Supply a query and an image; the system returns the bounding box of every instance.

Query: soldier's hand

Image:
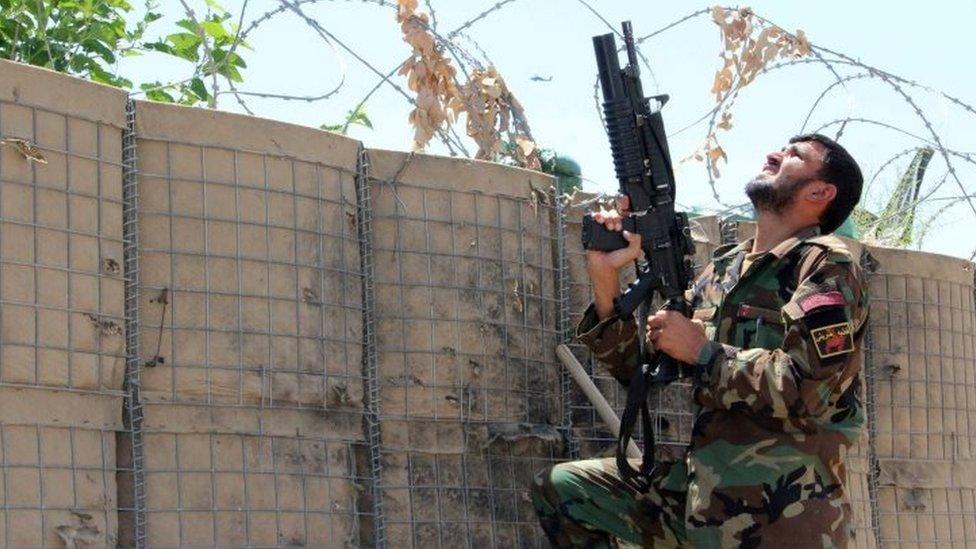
[586,195,641,319]
[646,310,709,364]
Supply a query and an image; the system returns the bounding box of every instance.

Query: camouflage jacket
[577,225,869,547]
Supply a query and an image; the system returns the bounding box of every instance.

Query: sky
[121,0,976,259]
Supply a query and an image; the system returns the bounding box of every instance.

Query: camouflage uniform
[532,226,869,547]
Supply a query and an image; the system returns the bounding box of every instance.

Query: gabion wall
[0,60,126,548]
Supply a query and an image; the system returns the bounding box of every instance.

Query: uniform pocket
[735,303,785,349]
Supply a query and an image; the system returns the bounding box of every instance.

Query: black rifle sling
[616,362,655,481]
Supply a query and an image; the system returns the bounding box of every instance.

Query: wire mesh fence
[0,61,128,548]
[124,100,373,546]
[369,150,562,547]
[0,80,126,394]
[864,247,976,546]
[0,421,120,547]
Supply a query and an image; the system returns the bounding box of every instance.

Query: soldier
[532,134,868,547]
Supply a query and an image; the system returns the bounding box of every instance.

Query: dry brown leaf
[697,6,813,177]
[397,0,458,151]
[395,0,539,169]
[717,110,733,130]
[1,137,48,164]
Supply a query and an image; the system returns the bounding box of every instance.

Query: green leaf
[321,105,375,134]
[165,32,201,61]
[200,20,229,40]
[203,0,227,14]
[82,37,116,63]
[141,81,176,103]
[146,88,176,102]
[348,105,373,129]
[88,63,119,86]
[188,77,209,101]
[143,40,173,55]
[175,19,198,34]
[209,49,245,81]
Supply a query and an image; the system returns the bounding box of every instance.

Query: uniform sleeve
[691,250,868,419]
[575,304,641,385]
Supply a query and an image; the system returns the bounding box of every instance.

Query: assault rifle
[581,22,697,480]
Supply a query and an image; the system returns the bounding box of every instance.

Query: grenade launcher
[581,21,697,480]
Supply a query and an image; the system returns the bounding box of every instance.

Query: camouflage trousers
[530,458,688,548]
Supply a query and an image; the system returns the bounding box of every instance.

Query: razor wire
[127,1,976,258]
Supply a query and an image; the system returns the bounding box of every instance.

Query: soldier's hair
[789,133,863,234]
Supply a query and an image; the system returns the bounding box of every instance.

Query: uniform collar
[710,224,821,291]
[765,225,821,259]
[713,224,821,262]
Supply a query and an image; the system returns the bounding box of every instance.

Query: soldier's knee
[534,463,577,510]
[530,465,553,501]
[533,463,579,503]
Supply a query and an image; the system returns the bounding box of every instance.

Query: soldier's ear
[804,181,837,206]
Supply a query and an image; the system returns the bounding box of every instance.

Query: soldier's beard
[745,175,812,216]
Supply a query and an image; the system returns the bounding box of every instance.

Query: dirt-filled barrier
[128,99,369,546]
[368,149,562,546]
[865,247,976,546]
[0,59,126,547]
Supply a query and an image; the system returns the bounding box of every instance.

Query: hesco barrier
[128,100,368,547]
[368,150,561,546]
[0,59,126,547]
[1,59,975,547]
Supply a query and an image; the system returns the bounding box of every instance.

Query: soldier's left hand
[646,310,709,364]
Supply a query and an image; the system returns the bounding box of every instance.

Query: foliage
[395,0,540,169]
[459,67,539,169]
[684,6,812,178]
[0,0,250,108]
[396,0,460,150]
[141,1,249,106]
[539,149,582,194]
[0,0,160,88]
[321,105,373,134]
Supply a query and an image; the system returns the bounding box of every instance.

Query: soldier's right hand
[586,195,642,271]
[586,195,642,319]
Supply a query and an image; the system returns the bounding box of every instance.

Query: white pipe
[555,344,642,459]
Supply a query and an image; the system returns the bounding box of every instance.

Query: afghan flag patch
[810,322,854,359]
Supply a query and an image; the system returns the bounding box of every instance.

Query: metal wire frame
[369,173,562,547]
[356,144,387,548]
[554,190,580,461]
[0,423,120,547]
[121,97,148,547]
[0,97,127,392]
[135,426,370,547]
[133,137,365,412]
[0,93,127,547]
[865,266,976,546]
[859,249,883,548]
[128,119,373,546]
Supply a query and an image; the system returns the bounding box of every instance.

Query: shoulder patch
[799,291,846,313]
[811,322,854,358]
